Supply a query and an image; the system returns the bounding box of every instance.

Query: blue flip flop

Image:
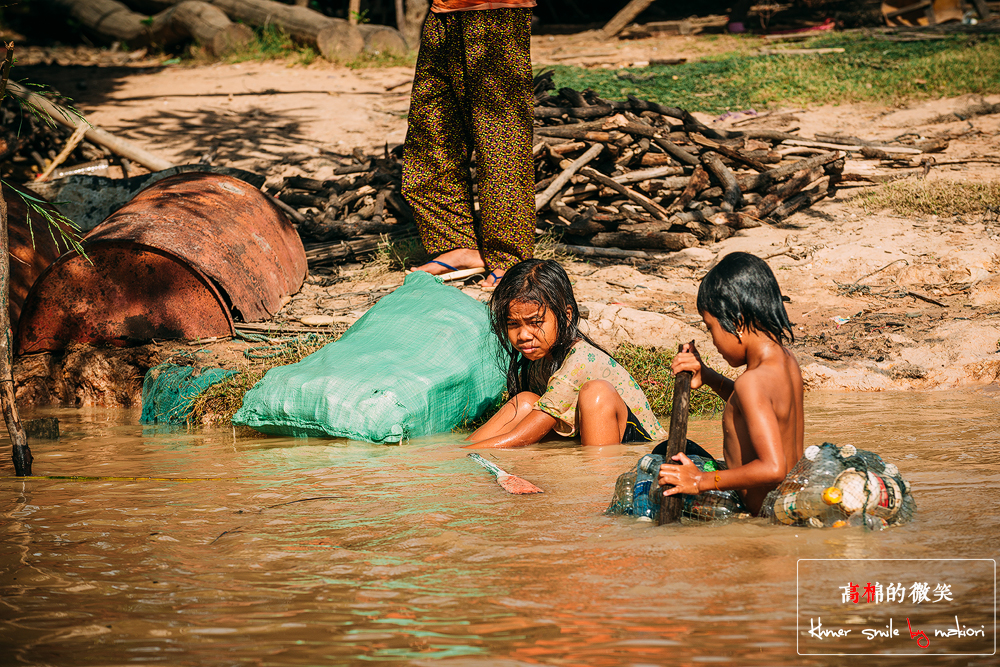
[481,270,504,292]
[408,258,460,275]
[428,259,458,272]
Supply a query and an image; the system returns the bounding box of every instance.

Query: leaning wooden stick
[657,367,693,525]
[467,453,543,495]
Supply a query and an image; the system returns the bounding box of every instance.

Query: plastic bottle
[792,485,845,521]
[687,492,741,522]
[632,454,664,521]
[794,444,846,519]
[835,469,903,520]
[868,472,903,520]
[772,493,800,525]
[605,470,635,516]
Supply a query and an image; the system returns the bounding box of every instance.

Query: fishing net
[233,271,505,443]
[141,362,237,424]
[761,442,915,530]
[606,442,914,530]
[606,452,750,523]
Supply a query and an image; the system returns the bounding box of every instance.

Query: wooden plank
[600,0,657,39]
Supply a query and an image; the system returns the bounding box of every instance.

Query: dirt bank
[11,37,1000,406]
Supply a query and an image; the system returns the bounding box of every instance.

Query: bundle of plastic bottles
[606,452,750,523]
[760,442,915,530]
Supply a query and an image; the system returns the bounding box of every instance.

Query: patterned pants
[401,8,535,273]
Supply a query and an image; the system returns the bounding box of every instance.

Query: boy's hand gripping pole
[657,368,693,525]
[467,453,543,495]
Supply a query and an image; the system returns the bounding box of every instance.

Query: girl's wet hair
[488,259,606,395]
[697,252,794,344]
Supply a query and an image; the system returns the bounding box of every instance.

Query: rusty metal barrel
[17,172,307,355]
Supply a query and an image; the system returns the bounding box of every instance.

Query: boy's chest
[720,399,752,467]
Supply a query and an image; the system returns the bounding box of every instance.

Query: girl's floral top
[531,340,664,439]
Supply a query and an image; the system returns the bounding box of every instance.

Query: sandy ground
[13,34,1000,403]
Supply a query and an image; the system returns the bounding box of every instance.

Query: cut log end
[317,23,365,62]
[211,23,255,56]
[357,24,409,56]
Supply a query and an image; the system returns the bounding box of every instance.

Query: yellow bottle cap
[822,486,843,505]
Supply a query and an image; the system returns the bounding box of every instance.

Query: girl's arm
[463,410,557,449]
[671,341,734,401]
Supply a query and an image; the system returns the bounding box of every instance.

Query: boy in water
[658,252,804,515]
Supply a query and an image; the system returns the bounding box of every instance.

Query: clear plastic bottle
[605,470,635,516]
[797,444,846,518]
[632,454,664,521]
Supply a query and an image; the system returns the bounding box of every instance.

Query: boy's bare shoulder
[733,351,802,396]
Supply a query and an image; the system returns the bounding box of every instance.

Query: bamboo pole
[0,43,31,476]
[7,81,174,172]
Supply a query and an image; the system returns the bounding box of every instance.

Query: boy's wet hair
[489,259,606,395]
[697,252,794,344]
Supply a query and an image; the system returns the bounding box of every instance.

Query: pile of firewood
[278,72,948,267]
[0,95,116,183]
[529,70,849,255]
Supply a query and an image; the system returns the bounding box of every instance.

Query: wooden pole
[7,81,174,172]
[0,43,31,476]
[535,143,603,212]
[657,369,692,525]
[600,0,656,39]
[35,124,88,182]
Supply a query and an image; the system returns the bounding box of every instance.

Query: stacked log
[529,72,847,253]
[277,74,948,267]
[272,149,419,268]
[46,0,409,61]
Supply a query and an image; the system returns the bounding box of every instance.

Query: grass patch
[856,179,1000,217]
[189,332,340,425]
[221,24,318,65]
[533,230,569,262]
[543,33,1000,115]
[365,235,428,273]
[614,342,726,421]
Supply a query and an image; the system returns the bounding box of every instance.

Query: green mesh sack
[140,363,237,424]
[233,271,505,442]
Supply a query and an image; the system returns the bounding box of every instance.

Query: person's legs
[402,12,483,273]
[464,8,535,285]
[466,391,541,441]
[576,380,629,446]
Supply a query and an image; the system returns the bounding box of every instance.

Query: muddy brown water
[1,390,998,665]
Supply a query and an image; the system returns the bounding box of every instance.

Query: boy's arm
[658,375,785,493]
[700,366,735,402]
[463,410,557,449]
[671,341,734,401]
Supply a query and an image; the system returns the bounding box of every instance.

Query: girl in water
[465,259,664,449]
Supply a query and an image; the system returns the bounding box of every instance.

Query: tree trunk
[0,194,31,476]
[396,0,428,51]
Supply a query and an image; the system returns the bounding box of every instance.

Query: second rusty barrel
[17,172,307,354]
